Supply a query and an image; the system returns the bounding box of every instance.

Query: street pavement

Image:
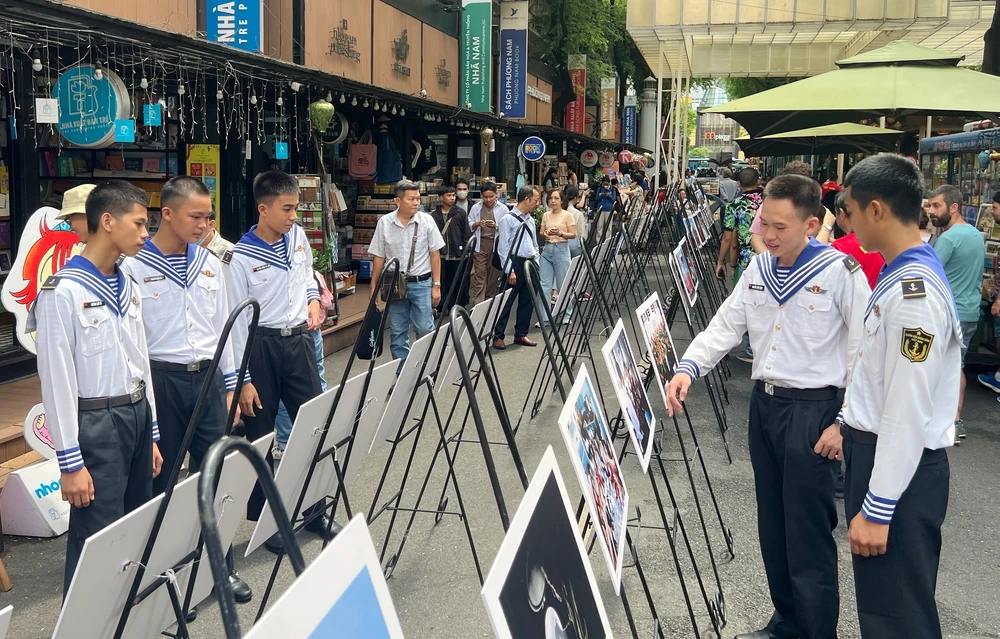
[1,314,999,639]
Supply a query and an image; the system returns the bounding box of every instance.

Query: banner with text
[499,1,529,119]
[206,0,263,53]
[565,55,586,134]
[623,95,637,145]
[461,0,492,112]
[600,77,617,141]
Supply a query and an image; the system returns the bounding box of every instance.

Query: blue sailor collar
[866,243,956,319]
[135,239,209,288]
[233,224,293,270]
[756,238,842,305]
[58,255,131,316]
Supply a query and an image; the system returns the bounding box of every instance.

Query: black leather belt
[150,359,213,373]
[259,323,308,337]
[405,272,432,283]
[79,383,146,412]
[841,424,878,445]
[754,380,840,401]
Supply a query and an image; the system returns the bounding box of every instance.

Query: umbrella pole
[654,42,664,191]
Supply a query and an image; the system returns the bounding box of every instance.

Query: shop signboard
[520,136,546,162]
[187,145,222,221]
[206,0,263,54]
[599,151,615,168]
[53,65,129,148]
[581,149,598,168]
[565,54,586,134]
[600,77,617,141]
[623,95,637,145]
[498,1,528,119]
[461,0,492,112]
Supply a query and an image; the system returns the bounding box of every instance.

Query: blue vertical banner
[499,1,529,119]
[623,95,637,145]
[206,0,263,53]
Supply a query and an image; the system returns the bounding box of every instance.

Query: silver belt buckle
[764,382,775,396]
[130,388,143,403]
[186,362,200,372]
[280,327,293,337]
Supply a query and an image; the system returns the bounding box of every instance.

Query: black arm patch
[842,255,861,273]
[221,250,233,265]
[901,277,926,298]
[41,275,61,290]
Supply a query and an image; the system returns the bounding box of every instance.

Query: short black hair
[454,177,470,189]
[438,185,456,196]
[253,170,299,204]
[611,178,619,186]
[736,167,760,188]
[993,191,1000,205]
[782,160,812,178]
[161,176,211,210]
[564,184,580,202]
[517,186,538,203]
[86,180,149,233]
[601,176,610,184]
[843,154,924,225]
[763,174,821,221]
[927,184,963,214]
[394,179,421,199]
[480,182,498,194]
[834,191,848,215]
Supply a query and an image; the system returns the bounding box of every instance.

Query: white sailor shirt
[840,243,961,525]
[27,255,160,473]
[120,241,238,391]
[676,238,870,390]
[223,224,318,383]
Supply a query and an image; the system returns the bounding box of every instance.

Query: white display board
[0,458,69,537]
[244,515,405,638]
[0,605,12,639]
[436,290,511,392]
[53,435,272,639]
[247,360,397,555]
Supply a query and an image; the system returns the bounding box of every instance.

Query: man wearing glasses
[492,186,541,349]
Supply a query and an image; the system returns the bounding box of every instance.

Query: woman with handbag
[538,190,576,326]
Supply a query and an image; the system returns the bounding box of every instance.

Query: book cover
[124,158,143,173]
[57,156,73,177]
[105,156,125,171]
[142,158,161,173]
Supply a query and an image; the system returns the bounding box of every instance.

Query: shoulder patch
[41,275,61,291]
[842,254,861,273]
[901,277,926,299]
[901,327,934,363]
[221,250,233,265]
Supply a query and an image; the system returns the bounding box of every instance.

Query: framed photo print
[600,319,655,472]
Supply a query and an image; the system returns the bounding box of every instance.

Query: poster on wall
[599,77,617,141]
[499,1,528,119]
[461,0,492,113]
[565,55,587,135]
[53,65,130,148]
[186,144,222,221]
[205,0,263,53]
[623,95,637,145]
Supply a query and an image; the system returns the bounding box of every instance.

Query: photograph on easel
[481,447,613,639]
[600,319,656,473]
[556,364,629,593]
[636,292,680,406]
[670,239,699,309]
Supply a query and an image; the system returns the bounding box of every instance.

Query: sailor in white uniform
[666,174,870,639]
[839,154,959,639]
[29,181,163,595]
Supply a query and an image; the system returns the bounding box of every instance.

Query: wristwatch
[822,224,834,233]
[433,281,441,287]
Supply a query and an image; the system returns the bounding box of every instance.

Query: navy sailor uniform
[121,240,236,494]
[223,224,322,519]
[28,255,158,594]
[839,243,960,639]
[676,238,871,639]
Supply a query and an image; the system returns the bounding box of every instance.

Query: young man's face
[165,193,214,244]
[259,194,299,236]
[108,203,150,257]
[67,214,89,243]
[481,190,497,208]
[991,201,1000,222]
[756,197,816,259]
[455,184,469,200]
[926,194,954,228]
[441,191,457,207]
[844,187,877,251]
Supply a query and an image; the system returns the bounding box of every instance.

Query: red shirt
[831,233,884,290]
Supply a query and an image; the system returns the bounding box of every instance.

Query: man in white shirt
[467,182,510,303]
[839,154,960,639]
[30,180,163,595]
[369,179,445,373]
[492,186,542,349]
[665,175,870,639]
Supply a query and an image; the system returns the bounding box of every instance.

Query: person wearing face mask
[454,177,473,214]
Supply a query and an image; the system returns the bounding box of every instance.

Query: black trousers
[243,331,323,520]
[844,433,949,639]
[65,398,153,596]
[440,257,469,314]
[493,256,534,341]
[748,387,841,639]
[150,367,227,495]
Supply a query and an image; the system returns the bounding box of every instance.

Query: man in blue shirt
[927,184,986,443]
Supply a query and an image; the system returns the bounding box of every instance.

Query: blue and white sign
[206,0,264,54]
[54,65,125,148]
[520,136,546,162]
[143,103,162,127]
[623,95,637,146]
[499,1,528,120]
[114,119,135,143]
[275,141,289,160]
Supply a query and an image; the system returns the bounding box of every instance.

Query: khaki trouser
[470,236,503,304]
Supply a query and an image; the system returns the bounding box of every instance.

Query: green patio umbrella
[735,122,904,157]
[705,41,1000,137]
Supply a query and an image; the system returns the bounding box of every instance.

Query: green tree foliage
[719,77,796,100]
[689,146,712,158]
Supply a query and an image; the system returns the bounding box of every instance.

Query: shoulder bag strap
[407,221,419,273]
